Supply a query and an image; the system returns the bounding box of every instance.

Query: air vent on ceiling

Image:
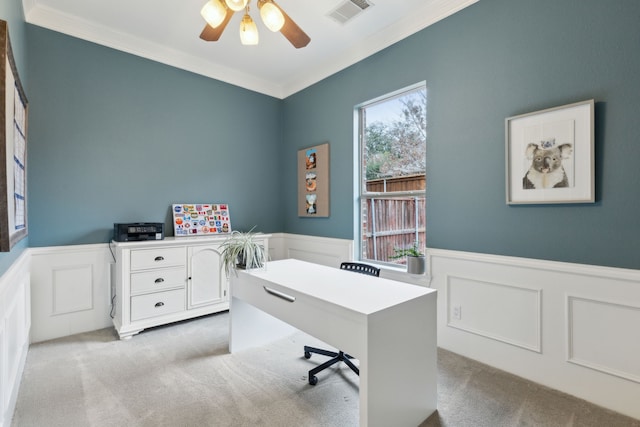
[328,0,373,24]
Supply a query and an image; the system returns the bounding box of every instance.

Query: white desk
[229,259,437,427]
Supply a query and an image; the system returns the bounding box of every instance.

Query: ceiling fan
[199,0,311,48]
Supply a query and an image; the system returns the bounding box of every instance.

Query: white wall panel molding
[13,241,640,421]
[52,264,94,315]
[428,248,640,282]
[274,233,430,286]
[428,248,640,420]
[566,294,640,384]
[0,250,30,427]
[29,244,113,343]
[446,275,541,352]
[278,233,353,267]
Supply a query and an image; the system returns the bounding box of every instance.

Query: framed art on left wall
[0,20,28,251]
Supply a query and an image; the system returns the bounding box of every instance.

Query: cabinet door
[187,245,226,309]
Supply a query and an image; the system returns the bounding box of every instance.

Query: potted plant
[219,227,267,277]
[390,241,426,275]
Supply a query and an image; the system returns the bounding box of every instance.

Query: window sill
[377,265,432,288]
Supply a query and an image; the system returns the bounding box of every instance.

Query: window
[357,83,426,269]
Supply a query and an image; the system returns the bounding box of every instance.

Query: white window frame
[354,82,427,270]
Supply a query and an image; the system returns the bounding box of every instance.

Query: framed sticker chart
[0,20,28,252]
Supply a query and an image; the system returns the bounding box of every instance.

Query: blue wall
[26,26,284,246]
[0,0,29,273]
[4,0,640,271]
[282,0,640,269]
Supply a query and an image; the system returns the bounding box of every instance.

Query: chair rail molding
[428,248,640,421]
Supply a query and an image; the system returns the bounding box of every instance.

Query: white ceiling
[22,0,477,98]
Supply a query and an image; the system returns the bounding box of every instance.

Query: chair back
[340,262,380,277]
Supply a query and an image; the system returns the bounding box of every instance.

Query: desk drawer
[130,267,186,295]
[231,274,365,358]
[130,247,186,270]
[131,289,185,321]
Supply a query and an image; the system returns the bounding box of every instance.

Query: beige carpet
[11,312,640,427]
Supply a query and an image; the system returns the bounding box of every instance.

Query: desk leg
[229,296,297,353]
[359,293,437,427]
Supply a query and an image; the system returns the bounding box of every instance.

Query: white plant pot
[407,255,426,275]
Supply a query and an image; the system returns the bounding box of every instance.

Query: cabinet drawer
[130,247,186,270]
[131,289,186,321]
[130,267,186,295]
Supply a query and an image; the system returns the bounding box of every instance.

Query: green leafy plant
[389,241,424,259]
[219,227,267,277]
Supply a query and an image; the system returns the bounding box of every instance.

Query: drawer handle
[155,302,165,308]
[263,286,296,303]
[154,256,165,262]
[154,278,165,283]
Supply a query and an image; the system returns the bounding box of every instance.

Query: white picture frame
[506,99,594,205]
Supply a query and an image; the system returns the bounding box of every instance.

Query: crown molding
[23,0,478,99]
[23,2,285,97]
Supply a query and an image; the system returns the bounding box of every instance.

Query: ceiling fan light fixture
[225,0,249,12]
[259,1,285,32]
[240,13,259,45]
[201,0,227,28]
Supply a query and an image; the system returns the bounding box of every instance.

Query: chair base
[304,345,359,385]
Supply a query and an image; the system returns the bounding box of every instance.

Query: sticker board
[172,203,232,237]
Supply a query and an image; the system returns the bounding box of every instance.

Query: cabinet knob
[155,278,165,283]
[155,302,165,308]
[154,256,165,261]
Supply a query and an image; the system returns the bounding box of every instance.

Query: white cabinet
[111,235,269,339]
[188,245,226,309]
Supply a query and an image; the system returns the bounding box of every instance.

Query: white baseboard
[428,248,640,420]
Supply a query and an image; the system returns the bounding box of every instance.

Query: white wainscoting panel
[29,244,113,343]
[0,250,30,427]
[52,265,94,315]
[567,295,640,383]
[276,233,353,268]
[266,233,286,261]
[272,233,431,286]
[429,248,640,420]
[447,275,541,352]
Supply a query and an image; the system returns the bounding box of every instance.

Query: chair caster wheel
[309,375,318,386]
[304,351,311,359]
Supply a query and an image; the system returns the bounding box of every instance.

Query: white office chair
[303,262,380,385]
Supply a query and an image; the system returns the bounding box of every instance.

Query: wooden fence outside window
[362,174,426,264]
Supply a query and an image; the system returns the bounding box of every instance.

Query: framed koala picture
[505,99,594,204]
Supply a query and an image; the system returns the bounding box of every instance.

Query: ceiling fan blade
[275,3,310,48]
[199,8,235,42]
